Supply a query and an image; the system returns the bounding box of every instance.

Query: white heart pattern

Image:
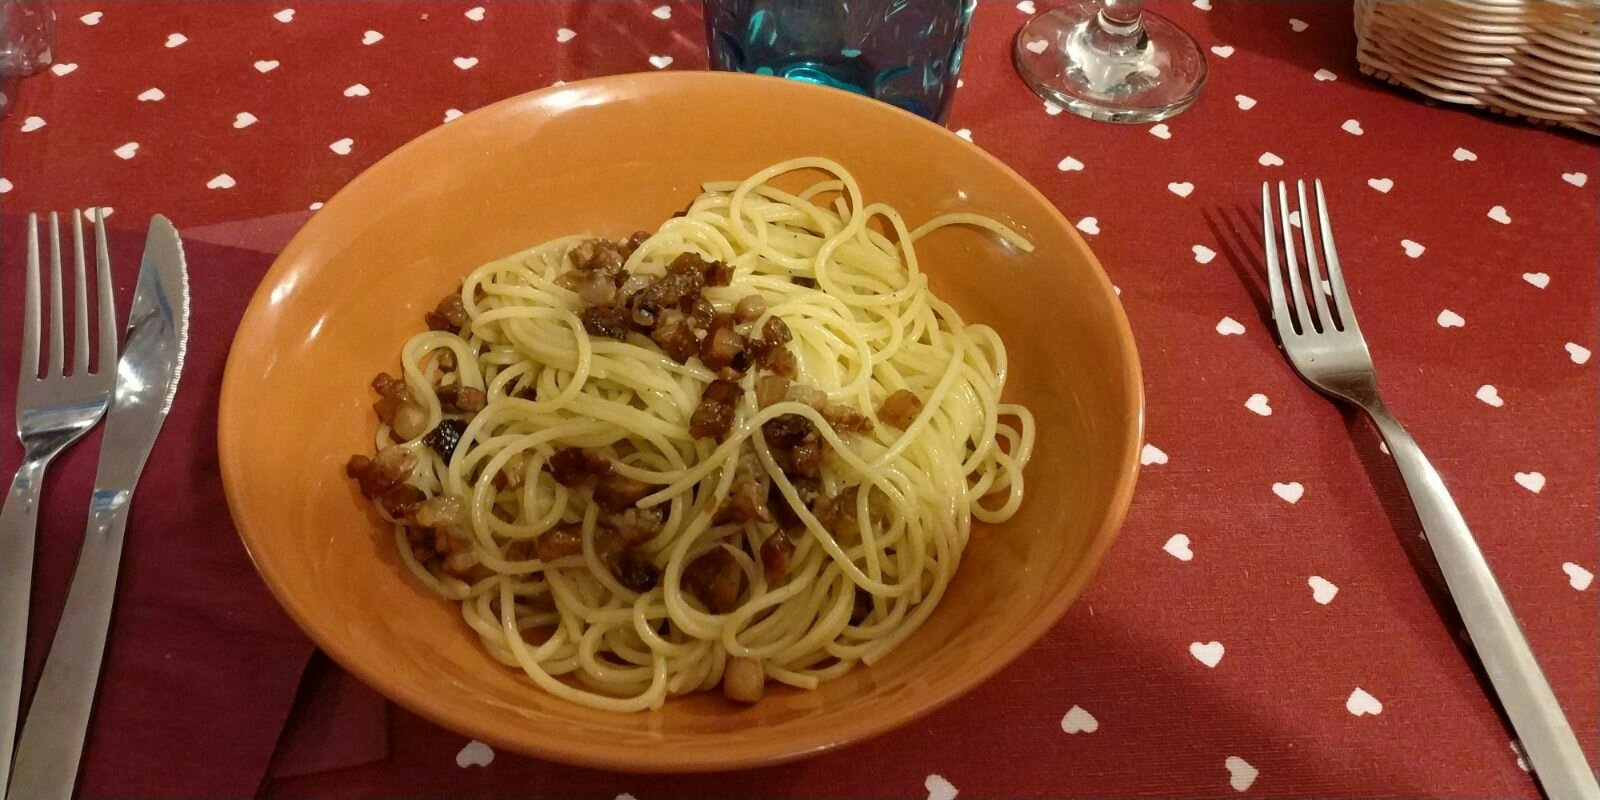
[1234,94,1256,111]
[329,137,354,155]
[1163,534,1193,561]
[1056,156,1083,172]
[343,83,370,97]
[1192,245,1216,264]
[1225,756,1258,792]
[1258,152,1284,167]
[1341,118,1362,135]
[1289,18,1308,31]
[1272,482,1304,503]
[1487,205,1511,224]
[1244,393,1271,416]
[309,201,324,210]
[254,59,280,73]
[363,30,383,45]
[80,207,113,221]
[925,774,958,800]
[234,111,258,128]
[454,56,479,70]
[1367,177,1393,193]
[1401,239,1424,258]
[1210,45,1233,58]
[465,6,485,21]
[649,55,674,69]
[456,740,494,768]
[1287,210,1301,228]
[1168,181,1194,198]
[1308,576,1338,604]
[1060,705,1099,734]
[165,32,187,47]
[1514,471,1545,494]
[1076,217,1099,235]
[955,128,973,142]
[1522,272,1549,289]
[1563,171,1588,187]
[1452,147,1477,162]
[1193,0,1211,10]
[1436,309,1465,328]
[81,11,102,25]
[1567,343,1592,364]
[653,4,672,19]
[0,178,11,194]
[1016,0,1036,12]
[1024,38,1048,54]
[274,8,294,22]
[1475,385,1503,407]
[1190,641,1224,668]
[1346,687,1383,716]
[1215,316,1245,336]
[1141,444,1168,466]
[1314,68,1336,81]
[1043,101,1063,116]
[1149,123,1171,139]
[114,142,138,160]
[19,116,45,133]
[206,173,236,190]
[444,108,464,122]
[557,27,577,42]
[1563,562,1594,591]
[50,63,77,76]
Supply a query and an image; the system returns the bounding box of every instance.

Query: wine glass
[1013,0,1206,124]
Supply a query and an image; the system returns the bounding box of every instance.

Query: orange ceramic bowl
[219,71,1142,773]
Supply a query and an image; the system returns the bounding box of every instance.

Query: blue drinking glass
[703,0,977,123]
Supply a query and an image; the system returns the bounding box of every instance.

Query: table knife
[6,216,189,800]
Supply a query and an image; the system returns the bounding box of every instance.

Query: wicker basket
[1354,0,1600,136]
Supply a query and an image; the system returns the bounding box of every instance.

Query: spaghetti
[345,158,1036,711]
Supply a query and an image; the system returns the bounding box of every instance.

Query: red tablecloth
[2,1,1595,798]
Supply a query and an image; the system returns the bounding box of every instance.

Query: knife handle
[0,460,47,800]
[6,489,133,800]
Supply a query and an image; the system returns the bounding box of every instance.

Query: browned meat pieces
[547,447,613,487]
[593,473,656,512]
[346,445,417,498]
[683,546,742,613]
[762,414,823,477]
[425,291,470,332]
[768,476,819,530]
[535,525,584,561]
[698,315,749,372]
[878,389,924,429]
[649,309,698,363]
[613,550,661,592]
[713,472,772,525]
[421,418,468,457]
[568,238,625,274]
[581,305,631,341]
[734,294,766,323]
[759,531,794,582]
[689,379,743,441]
[437,385,487,413]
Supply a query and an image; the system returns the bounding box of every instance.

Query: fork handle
[0,460,47,800]
[1369,407,1599,799]
[6,489,133,800]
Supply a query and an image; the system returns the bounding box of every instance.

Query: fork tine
[22,214,40,381]
[1261,183,1294,336]
[46,213,65,377]
[1314,180,1358,333]
[1295,181,1335,332]
[94,208,117,375]
[1276,182,1316,335]
[71,210,90,375]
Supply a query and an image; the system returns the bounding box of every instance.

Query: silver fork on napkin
[1262,180,1599,800]
[6,216,190,800]
[0,210,118,800]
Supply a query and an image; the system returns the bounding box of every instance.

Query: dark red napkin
[0,214,332,797]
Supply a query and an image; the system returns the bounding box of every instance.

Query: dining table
[0,0,1595,797]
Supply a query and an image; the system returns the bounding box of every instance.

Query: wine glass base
[1014,5,1207,124]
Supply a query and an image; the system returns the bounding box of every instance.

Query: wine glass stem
[1098,0,1145,38]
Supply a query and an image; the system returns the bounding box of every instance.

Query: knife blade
[6,215,189,800]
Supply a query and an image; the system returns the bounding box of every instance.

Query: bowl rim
[218,70,1145,773]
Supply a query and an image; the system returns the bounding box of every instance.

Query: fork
[1263,180,1600,799]
[0,210,118,800]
